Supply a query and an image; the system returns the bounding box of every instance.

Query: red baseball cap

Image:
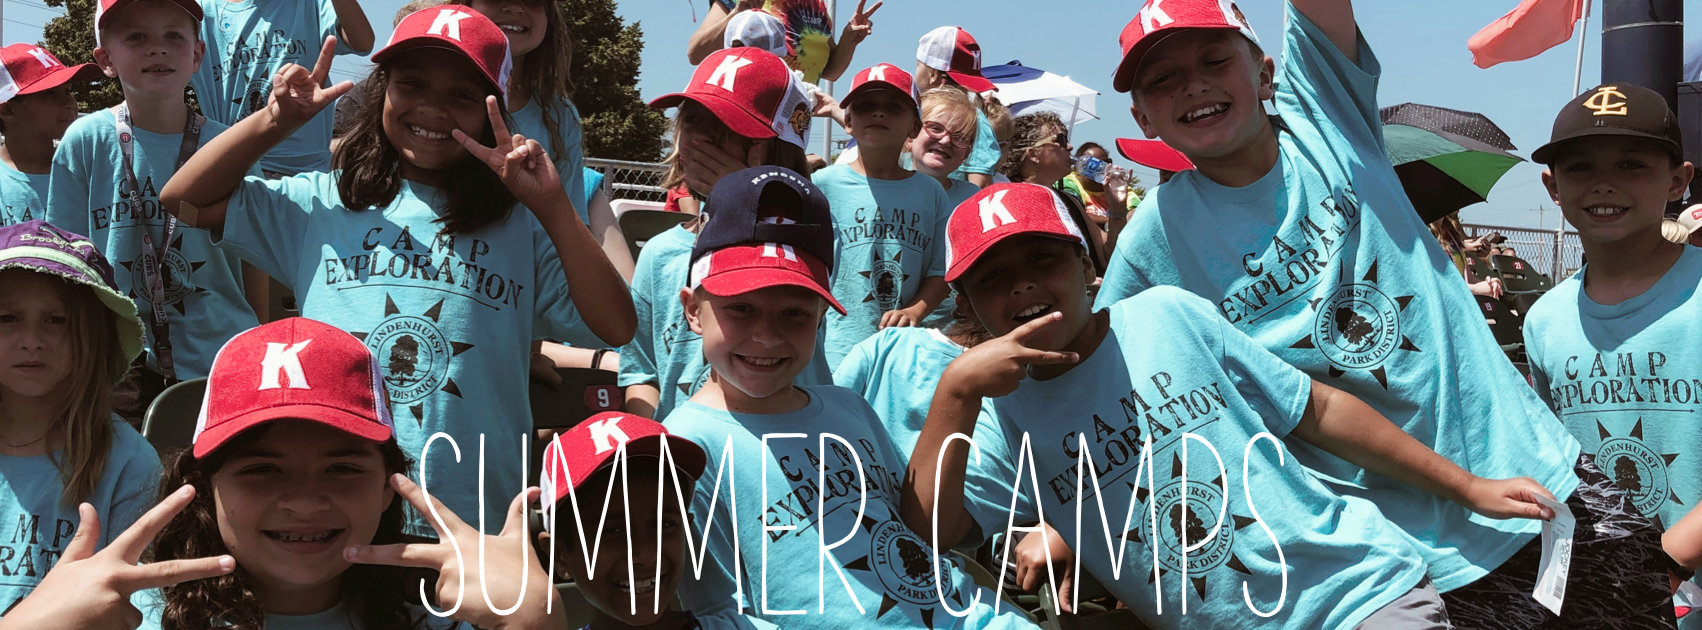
[95,0,202,46]
[689,239,846,315]
[0,45,101,103]
[917,26,995,94]
[842,63,919,114]
[945,183,1087,282]
[193,318,394,459]
[1112,0,1259,93]
[1115,137,1196,172]
[649,48,813,151]
[373,6,513,97]
[539,412,707,511]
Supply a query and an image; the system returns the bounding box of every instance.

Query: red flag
[1467,0,1586,69]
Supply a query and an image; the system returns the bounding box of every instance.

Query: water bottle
[1073,155,1128,184]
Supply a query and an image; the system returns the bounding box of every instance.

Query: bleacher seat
[142,378,207,456]
[1476,295,1525,360]
[618,210,692,261]
[1490,254,1555,293]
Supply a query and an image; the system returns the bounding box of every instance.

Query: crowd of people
[0,0,1699,628]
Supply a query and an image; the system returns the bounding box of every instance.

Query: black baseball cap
[690,165,837,279]
[1531,83,1683,165]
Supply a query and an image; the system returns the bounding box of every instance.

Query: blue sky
[4,0,1697,229]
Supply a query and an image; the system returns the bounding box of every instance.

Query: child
[155,6,636,536]
[0,45,100,226]
[908,183,1566,628]
[1057,142,1139,225]
[814,63,950,368]
[723,8,789,59]
[913,26,999,188]
[907,87,979,328]
[623,47,828,420]
[1095,1,1670,624]
[46,0,261,393]
[1522,83,1702,624]
[538,411,778,630]
[667,165,1037,629]
[453,0,589,221]
[0,220,161,611]
[191,0,374,177]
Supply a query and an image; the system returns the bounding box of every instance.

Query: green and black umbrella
[1381,103,1525,224]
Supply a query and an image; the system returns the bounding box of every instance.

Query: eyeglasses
[1027,132,1071,153]
[922,121,971,148]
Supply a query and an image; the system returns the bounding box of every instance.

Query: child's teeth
[411,126,448,140]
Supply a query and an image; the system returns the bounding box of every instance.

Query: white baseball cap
[725,10,789,59]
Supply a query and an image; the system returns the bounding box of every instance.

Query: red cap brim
[945,71,995,94]
[842,83,918,112]
[646,91,776,139]
[946,232,1083,283]
[371,40,504,97]
[1112,26,1240,93]
[1115,137,1195,172]
[192,405,393,459]
[551,434,709,503]
[700,266,847,315]
[16,63,103,95]
[99,0,202,31]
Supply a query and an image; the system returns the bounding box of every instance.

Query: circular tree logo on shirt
[1149,479,1236,576]
[859,251,907,311]
[239,79,272,117]
[867,519,956,607]
[351,295,474,424]
[1597,419,1680,517]
[1290,261,1420,389]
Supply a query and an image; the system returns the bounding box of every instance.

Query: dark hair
[150,427,416,630]
[450,0,575,160]
[996,112,1066,183]
[331,64,517,235]
[1074,142,1104,157]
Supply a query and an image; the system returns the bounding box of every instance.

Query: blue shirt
[0,420,161,613]
[219,171,607,535]
[0,159,48,226]
[509,98,588,224]
[194,0,360,176]
[665,386,1039,629]
[950,110,998,180]
[46,109,260,380]
[132,589,464,629]
[972,290,1426,628]
[583,167,605,225]
[922,179,979,328]
[619,224,832,420]
[1092,5,1581,592]
[1525,245,1702,621]
[813,165,950,368]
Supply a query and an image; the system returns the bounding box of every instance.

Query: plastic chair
[618,210,691,261]
[1476,295,1524,359]
[530,367,623,483]
[1464,255,1495,283]
[142,378,207,456]
[1489,254,1555,293]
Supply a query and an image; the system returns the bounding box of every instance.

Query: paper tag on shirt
[1533,494,1575,616]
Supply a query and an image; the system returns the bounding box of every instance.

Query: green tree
[563,0,667,162]
[40,0,123,111]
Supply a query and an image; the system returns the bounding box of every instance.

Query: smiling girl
[157,7,635,537]
[0,221,160,610]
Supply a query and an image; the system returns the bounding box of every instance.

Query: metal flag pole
[821,0,836,159]
[1571,0,1591,96]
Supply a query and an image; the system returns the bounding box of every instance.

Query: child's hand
[345,474,563,630]
[455,96,571,217]
[0,487,235,630]
[679,138,767,197]
[942,311,1078,400]
[839,0,881,45]
[268,37,355,132]
[879,308,919,328]
[1459,476,1556,521]
[1011,524,1075,612]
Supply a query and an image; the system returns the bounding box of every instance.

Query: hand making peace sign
[268,36,356,132]
[453,96,573,220]
[944,311,1081,400]
[840,0,883,46]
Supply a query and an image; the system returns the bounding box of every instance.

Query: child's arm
[624,383,662,419]
[881,275,948,328]
[820,0,880,82]
[687,0,742,65]
[1664,504,1702,590]
[1290,0,1360,63]
[160,38,352,234]
[455,96,637,346]
[327,0,375,54]
[1291,381,1556,520]
[901,312,1078,548]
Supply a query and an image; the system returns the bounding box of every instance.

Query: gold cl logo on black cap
[1583,86,1629,116]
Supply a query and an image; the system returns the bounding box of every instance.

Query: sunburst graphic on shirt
[837,515,969,629]
[119,231,206,315]
[1287,261,1419,389]
[1597,418,1683,526]
[860,251,908,311]
[349,295,474,425]
[1120,452,1257,602]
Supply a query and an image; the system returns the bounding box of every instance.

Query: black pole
[1600,0,1683,111]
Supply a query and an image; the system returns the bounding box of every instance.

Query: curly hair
[996,112,1066,183]
[150,427,416,630]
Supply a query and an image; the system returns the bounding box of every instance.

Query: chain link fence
[586,158,670,203]
[1462,224,1583,280]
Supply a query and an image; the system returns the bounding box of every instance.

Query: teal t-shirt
[582,167,604,225]
[922,179,979,328]
[509,98,588,223]
[949,109,998,180]
[813,165,950,368]
[1525,245,1702,622]
[0,158,49,226]
[1092,5,1580,592]
[0,420,161,613]
[132,589,464,629]
[45,109,260,380]
[665,386,1039,629]
[219,171,608,535]
[972,289,1426,628]
[194,0,359,176]
[618,224,832,420]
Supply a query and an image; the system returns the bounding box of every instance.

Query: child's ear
[1129,99,1157,140]
[1541,168,1561,205]
[91,48,118,79]
[907,115,922,140]
[0,102,15,127]
[1256,54,1276,101]
[191,39,206,73]
[1669,161,1696,202]
[681,288,705,335]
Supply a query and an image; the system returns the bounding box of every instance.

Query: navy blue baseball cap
[686,167,844,314]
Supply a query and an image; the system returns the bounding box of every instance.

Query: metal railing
[1461,223,1583,280]
[586,158,670,203]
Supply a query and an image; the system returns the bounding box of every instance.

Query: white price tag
[1532,494,1575,616]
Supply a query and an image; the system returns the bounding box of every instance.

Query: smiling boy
[665,166,1035,629]
[1091,0,1673,624]
[1522,83,1702,626]
[46,0,260,413]
[0,45,102,226]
